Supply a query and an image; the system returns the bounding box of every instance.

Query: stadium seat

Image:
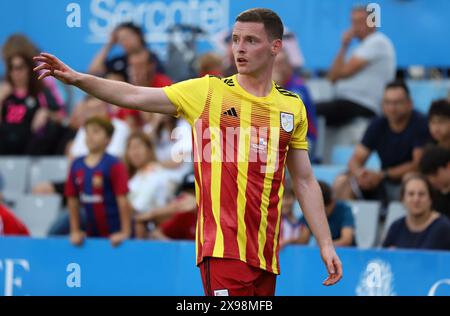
[29,156,69,190]
[348,200,381,249]
[407,80,450,114]
[1,191,24,209]
[312,165,346,185]
[13,195,62,237]
[380,201,407,243]
[331,145,381,170]
[0,157,31,194]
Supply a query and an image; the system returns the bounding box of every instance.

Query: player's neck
[236,73,273,98]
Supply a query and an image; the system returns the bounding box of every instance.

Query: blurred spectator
[0,53,65,155]
[134,172,197,240]
[124,132,174,238]
[334,81,430,205]
[419,146,450,218]
[105,69,142,133]
[222,33,237,77]
[197,52,223,77]
[145,113,193,181]
[0,176,29,236]
[0,204,30,236]
[70,96,130,158]
[273,49,318,160]
[383,173,450,251]
[297,181,356,247]
[88,22,163,79]
[2,34,65,108]
[128,49,172,87]
[317,5,396,127]
[428,99,450,150]
[279,182,301,249]
[65,117,131,246]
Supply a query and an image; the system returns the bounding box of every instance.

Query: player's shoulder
[274,84,302,101]
[274,83,305,114]
[71,156,85,169]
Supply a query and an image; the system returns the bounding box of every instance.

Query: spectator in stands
[279,182,301,249]
[383,173,450,251]
[2,34,65,109]
[88,22,163,79]
[297,181,356,247]
[428,99,450,150]
[273,49,319,161]
[65,117,131,246]
[333,81,430,205]
[70,96,130,158]
[419,146,450,218]
[124,132,174,238]
[0,53,65,155]
[222,32,237,77]
[197,52,224,77]
[317,5,396,127]
[134,172,197,240]
[145,113,193,183]
[0,175,29,236]
[128,49,172,88]
[0,203,30,236]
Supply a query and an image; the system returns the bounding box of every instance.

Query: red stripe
[263,131,288,273]
[219,97,240,258]
[92,171,109,237]
[198,91,216,258]
[193,129,203,264]
[244,104,270,267]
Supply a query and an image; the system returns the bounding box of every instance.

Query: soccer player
[35,8,342,296]
[65,116,132,246]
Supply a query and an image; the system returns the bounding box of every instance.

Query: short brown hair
[400,173,435,201]
[235,8,284,40]
[84,116,115,138]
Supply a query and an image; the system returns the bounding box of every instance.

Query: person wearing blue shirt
[298,181,356,247]
[334,81,431,206]
[383,173,450,251]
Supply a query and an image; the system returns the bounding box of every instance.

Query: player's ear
[271,39,283,56]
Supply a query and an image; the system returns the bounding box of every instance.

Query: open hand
[33,53,80,85]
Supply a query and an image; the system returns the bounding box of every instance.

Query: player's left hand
[109,232,130,247]
[320,245,343,286]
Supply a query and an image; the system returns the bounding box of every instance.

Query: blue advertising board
[1,237,449,296]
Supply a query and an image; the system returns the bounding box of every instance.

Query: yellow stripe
[271,160,286,274]
[210,92,224,257]
[192,122,204,259]
[236,99,252,261]
[257,110,280,270]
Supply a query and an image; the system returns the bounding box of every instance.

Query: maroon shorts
[199,257,277,296]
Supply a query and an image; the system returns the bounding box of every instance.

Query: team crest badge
[280,112,294,133]
[92,175,103,189]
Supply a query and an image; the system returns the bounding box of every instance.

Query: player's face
[403,179,432,216]
[231,22,280,76]
[85,124,110,153]
[127,137,151,169]
[429,116,450,144]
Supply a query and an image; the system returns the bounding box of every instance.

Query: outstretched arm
[286,148,343,286]
[33,53,177,115]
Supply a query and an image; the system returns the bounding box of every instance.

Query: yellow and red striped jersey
[163,75,308,275]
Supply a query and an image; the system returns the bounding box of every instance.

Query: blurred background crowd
[1,4,449,252]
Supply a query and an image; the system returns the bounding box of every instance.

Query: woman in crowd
[383,173,450,250]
